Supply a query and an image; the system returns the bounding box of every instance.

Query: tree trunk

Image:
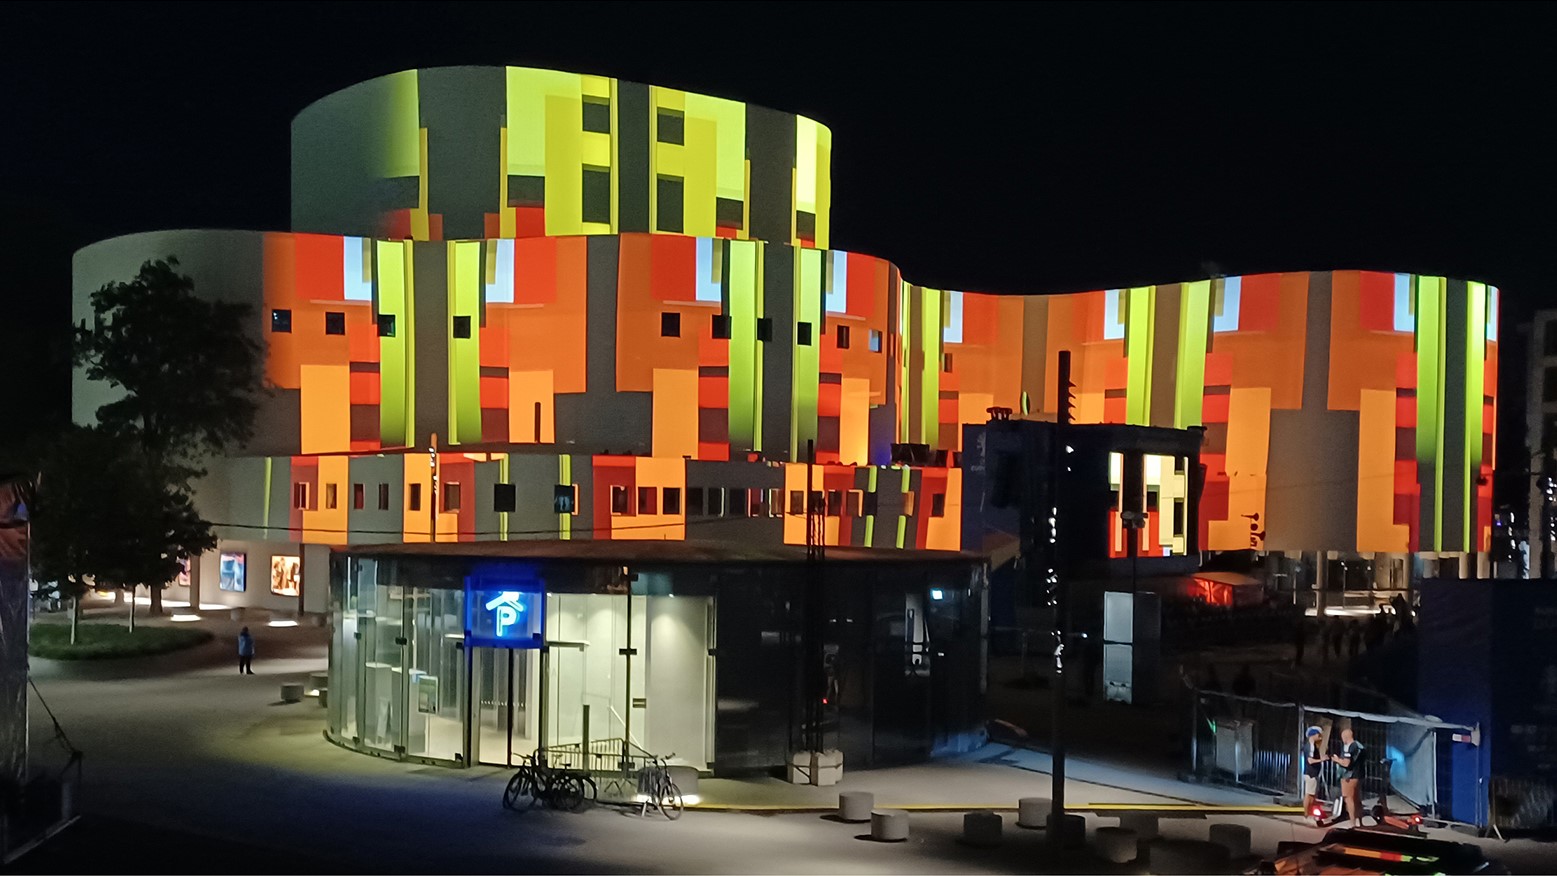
[128,587,136,632]
[70,596,80,645]
[149,583,163,617]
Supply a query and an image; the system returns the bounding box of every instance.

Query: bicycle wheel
[579,774,598,803]
[660,781,684,820]
[503,768,537,811]
[552,774,587,812]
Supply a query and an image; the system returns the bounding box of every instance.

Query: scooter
[1366,757,1426,835]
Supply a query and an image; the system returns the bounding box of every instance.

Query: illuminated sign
[466,566,543,648]
[219,552,246,592]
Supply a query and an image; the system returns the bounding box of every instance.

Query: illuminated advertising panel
[219,552,247,592]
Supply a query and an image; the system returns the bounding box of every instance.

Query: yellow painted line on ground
[690,802,1305,814]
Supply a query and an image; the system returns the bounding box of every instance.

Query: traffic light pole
[1047,350,1072,850]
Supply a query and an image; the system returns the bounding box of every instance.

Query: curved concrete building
[72,66,1500,772]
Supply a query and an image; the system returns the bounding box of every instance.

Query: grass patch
[29,623,214,660]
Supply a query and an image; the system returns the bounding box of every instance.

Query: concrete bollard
[280,682,304,703]
[229,608,245,622]
[318,688,328,708]
[1208,823,1252,859]
[870,809,910,842]
[667,765,699,800]
[1094,826,1139,863]
[1017,796,1051,829]
[1120,812,1160,840]
[962,811,1002,847]
[838,791,874,823]
[1048,812,1086,849]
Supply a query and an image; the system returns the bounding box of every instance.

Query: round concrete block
[1016,796,1051,828]
[1048,812,1085,849]
[1120,811,1160,840]
[308,671,329,694]
[1208,822,1252,859]
[1147,839,1231,875]
[229,608,245,621]
[1094,826,1138,864]
[870,809,910,842]
[962,811,1002,847]
[280,682,304,703]
[318,688,328,708]
[838,791,874,823]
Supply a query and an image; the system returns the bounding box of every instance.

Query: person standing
[238,626,256,675]
[1332,726,1366,826]
[1302,726,1326,821]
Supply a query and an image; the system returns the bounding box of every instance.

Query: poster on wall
[218,552,246,592]
[270,555,301,597]
[417,675,439,714]
[175,557,190,588]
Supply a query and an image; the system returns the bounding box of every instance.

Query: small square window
[582,99,611,134]
[826,490,843,517]
[656,176,684,233]
[931,493,947,518]
[797,322,814,346]
[708,487,726,517]
[1545,367,1557,403]
[757,317,774,342]
[712,314,732,339]
[943,353,954,373]
[291,482,309,510]
[352,483,365,510]
[903,490,916,516]
[443,482,462,512]
[408,483,423,512]
[493,483,517,513]
[271,309,292,333]
[664,487,682,515]
[657,109,685,145]
[377,483,391,511]
[728,487,746,517]
[1545,321,1557,357]
[848,490,863,517]
[837,325,851,349]
[453,315,472,339]
[552,484,578,515]
[869,329,883,353]
[687,487,705,516]
[661,312,681,338]
[747,487,765,518]
[611,485,630,516]
[862,492,879,516]
[583,167,611,225]
[324,483,338,510]
[767,487,783,518]
[789,490,805,516]
[377,314,396,338]
[809,490,824,515]
[324,311,346,335]
[638,486,658,515]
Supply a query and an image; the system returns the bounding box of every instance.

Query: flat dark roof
[332,538,985,566]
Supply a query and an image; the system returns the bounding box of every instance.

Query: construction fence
[1189,687,1486,829]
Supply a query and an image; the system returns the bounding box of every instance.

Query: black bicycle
[503,750,596,813]
[636,753,684,820]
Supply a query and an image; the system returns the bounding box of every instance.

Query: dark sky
[5,1,1553,473]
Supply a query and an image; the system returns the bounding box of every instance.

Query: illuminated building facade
[73,67,1500,769]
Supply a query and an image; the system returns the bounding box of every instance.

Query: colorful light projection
[292,67,831,249]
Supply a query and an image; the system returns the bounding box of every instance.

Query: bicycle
[503,750,595,813]
[637,753,684,820]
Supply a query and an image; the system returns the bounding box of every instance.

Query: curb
[690,802,1306,815]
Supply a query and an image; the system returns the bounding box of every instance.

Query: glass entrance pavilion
[325,542,988,775]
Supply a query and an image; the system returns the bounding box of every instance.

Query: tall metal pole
[804,439,825,759]
[1048,351,1071,847]
[1542,452,1555,579]
[429,433,439,544]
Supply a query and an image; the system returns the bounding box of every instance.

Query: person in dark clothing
[237,626,256,675]
[1330,622,1345,660]
[1347,625,1362,662]
[1331,726,1366,826]
[1232,663,1257,698]
[1302,726,1326,820]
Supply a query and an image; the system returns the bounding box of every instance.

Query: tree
[72,258,264,614]
[31,427,215,639]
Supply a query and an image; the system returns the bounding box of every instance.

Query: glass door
[543,593,632,765]
[473,646,540,766]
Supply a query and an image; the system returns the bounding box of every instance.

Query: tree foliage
[31,426,215,601]
[74,257,264,481]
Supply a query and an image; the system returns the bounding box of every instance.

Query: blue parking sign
[466,569,544,648]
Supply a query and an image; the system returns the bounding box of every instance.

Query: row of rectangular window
[291,481,946,519]
[272,310,475,341]
[664,312,884,352]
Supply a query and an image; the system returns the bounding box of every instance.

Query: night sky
[6,1,1553,491]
